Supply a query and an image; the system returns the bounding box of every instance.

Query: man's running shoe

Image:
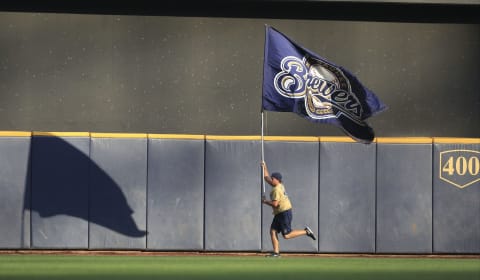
[305,226,317,240]
[265,252,281,258]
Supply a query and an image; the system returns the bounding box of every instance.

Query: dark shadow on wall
[23,136,146,246]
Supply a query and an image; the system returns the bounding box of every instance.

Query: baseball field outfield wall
[89,133,148,249]
[433,138,480,253]
[319,137,376,253]
[204,136,262,251]
[147,135,205,250]
[31,132,90,249]
[376,138,433,253]
[0,131,31,249]
[261,137,319,253]
[0,132,479,254]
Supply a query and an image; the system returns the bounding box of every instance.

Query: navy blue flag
[262,26,386,143]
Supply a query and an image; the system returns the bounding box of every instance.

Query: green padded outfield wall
[0,132,31,248]
[261,137,319,253]
[89,134,148,249]
[319,137,376,253]
[433,138,480,253]
[1,133,479,253]
[204,137,262,251]
[376,138,433,253]
[31,132,90,249]
[146,135,205,250]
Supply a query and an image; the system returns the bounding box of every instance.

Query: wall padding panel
[204,139,261,251]
[433,140,480,253]
[319,141,376,253]
[376,141,433,253]
[0,136,31,248]
[89,136,147,249]
[31,135,90,248]
[262,140,318,252]
[147,138,204,250]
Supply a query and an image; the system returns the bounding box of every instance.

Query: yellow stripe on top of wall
[1,132,478,144]
[376,137,433,144]
[319,136,362,143]
[264,136,318,142]
[90,133,148,138]
[0,131,32,137]
[206,135,262,141]
[33,132,90,137]
[148,134,205,140]
[433,138,480,144]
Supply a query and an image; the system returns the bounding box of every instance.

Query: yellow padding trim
[264,136,318,142]
[91,133,147,138]
[33,132,90,137]
[433,138,480,144]
[148,134,205,140]
[0,131,32,137]
[206,135,261,141]
[0,132,477,145]
[320,136,361,143]
[377,137,433,144]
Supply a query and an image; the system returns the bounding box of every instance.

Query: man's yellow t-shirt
[270,183,292,215]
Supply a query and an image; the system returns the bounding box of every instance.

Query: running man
[262,161,316,257]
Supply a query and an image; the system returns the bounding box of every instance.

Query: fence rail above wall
[0,132,479,253]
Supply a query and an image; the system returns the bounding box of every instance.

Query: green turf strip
[0,255,478,280]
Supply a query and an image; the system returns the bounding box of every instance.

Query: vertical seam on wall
[145,137,149,250]
[203,138,206,251]
[431,143,434,253]
[29,136,33,249]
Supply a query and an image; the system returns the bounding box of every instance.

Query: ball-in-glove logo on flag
[262,26,387,143]
[274,55,364,124]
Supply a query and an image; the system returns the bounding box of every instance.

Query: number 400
[442,156,480,176]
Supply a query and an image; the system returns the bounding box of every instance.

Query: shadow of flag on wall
[262,26,387,143]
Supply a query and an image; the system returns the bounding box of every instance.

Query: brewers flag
[262,26,386,143]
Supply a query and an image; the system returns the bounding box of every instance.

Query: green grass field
[0,254,479,280]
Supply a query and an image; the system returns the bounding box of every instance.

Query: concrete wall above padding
[433,139,480,253]
[31,134,90,249]
[262,139,319,252]
[89,135,148,249]
[147,137,205,250]
[204,138,261,251]
[376,139,433,253]
[1,13,478,138]
[319,140,376,253]
[0,134,31,248]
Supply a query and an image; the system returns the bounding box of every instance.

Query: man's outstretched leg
[283,229,306,239]
[283,226,316,240]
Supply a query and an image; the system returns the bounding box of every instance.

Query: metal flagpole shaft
[261,25,268,196]
[261,110,265,194]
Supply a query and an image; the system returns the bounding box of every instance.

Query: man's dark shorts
[271,209,292,236]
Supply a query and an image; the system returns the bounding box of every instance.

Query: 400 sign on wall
[440,150,480,189]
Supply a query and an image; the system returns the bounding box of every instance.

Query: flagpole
[261,24,269,195]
